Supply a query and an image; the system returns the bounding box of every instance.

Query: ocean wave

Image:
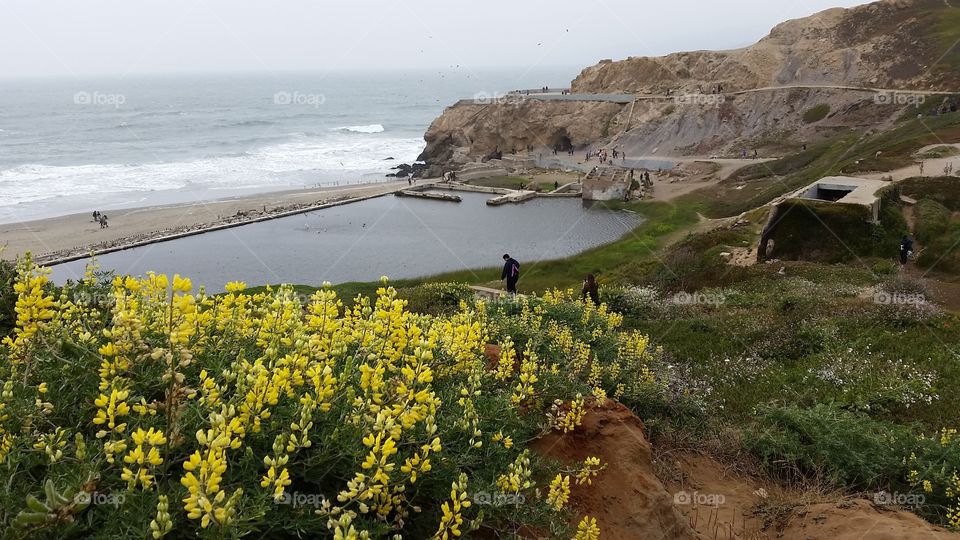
[220,119,276,128]
[0,135,425,208]
[332,124,385,134]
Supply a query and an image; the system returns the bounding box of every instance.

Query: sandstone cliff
[418,0,959,173]
[572,0,960,95]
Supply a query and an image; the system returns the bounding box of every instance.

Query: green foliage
[767,200,906,263]
[397,282,476,315]
[906,430,960,526]
[745,403,912,490]
[802,104,831,124]
[0,260,15,337]
[914,199,952,244]
[901,176,960,211]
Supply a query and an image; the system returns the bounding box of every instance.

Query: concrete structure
[582,167,631,201]
[790,176,887,222]
[486,191,537,206]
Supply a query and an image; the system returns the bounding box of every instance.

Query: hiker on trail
[99,214,109,229]
[582,274,600,305]
[92,210,100,223]
[919,161,925,175]
[554,181,559,190]
[501,254,520,295]
[900,235,914,265]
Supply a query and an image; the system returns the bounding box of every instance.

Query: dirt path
[862,143,960,182]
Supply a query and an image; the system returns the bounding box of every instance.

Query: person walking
[501,254,520,295]
[900,235,914,265]
[581,274,600,305]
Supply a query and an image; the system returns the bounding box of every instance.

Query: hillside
[418,0,960,174]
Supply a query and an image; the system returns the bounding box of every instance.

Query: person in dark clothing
[582,274,600,305]
[900,235,914,264]
[501,254,520,294]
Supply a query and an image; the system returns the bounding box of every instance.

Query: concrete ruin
[758,176,889,262]
[582,167,632,201]
[791,176,886,222]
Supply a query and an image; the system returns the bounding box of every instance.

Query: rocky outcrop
[418,99,623,175]
[418,0,959,173]
[572,0,960,94]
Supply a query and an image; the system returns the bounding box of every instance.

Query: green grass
[802,104,831,124]
[914,199,952,244]
[765,199,907,263]
[926,1,960,76]
[683,138,858,218]
[901,176,960,210]
[410,201,701,293]
[684,113,960,219]
[838,114,960,174]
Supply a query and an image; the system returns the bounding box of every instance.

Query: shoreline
[1,180,433,266]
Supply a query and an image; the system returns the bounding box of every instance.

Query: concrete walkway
[456,84,958,107]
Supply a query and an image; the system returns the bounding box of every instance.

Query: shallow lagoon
[50,191,643,290]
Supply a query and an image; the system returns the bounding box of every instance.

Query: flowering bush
[0,261,663,538]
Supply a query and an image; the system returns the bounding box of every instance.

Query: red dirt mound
[531,399,695,540]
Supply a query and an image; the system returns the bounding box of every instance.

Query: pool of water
[49,191,643,290]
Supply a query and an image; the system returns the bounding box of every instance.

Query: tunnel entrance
[549,131,574,152]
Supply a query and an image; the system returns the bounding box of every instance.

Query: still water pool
[50,191,643,290]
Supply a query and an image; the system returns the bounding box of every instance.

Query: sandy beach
[1,180,420,265]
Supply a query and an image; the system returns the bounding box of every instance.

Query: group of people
[91,210,109,229]
[500,254,600,305]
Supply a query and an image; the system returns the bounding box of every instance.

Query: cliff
[418,0,960,173]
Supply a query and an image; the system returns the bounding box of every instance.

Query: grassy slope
[418,201,700,292]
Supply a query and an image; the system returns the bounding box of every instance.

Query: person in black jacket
[501,254,520,295]
[581,273,600,305]
[900,235,914,265]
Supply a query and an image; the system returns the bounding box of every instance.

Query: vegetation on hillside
[0,259,679,538]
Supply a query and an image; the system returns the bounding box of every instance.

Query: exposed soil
[530,401,960,540]
[531,399,695,539]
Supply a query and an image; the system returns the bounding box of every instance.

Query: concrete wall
[583,177,629,201]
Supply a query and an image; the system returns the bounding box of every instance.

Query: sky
[0,0,870,78]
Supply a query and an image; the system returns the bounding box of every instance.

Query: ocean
[0,67,578,223]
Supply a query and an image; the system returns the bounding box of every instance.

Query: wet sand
[1,180,421,264]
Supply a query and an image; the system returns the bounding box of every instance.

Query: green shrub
[901,176,960,210]
[905,430,960,526]
[0,259,15,337]
[768,200,906,263]
[745,403,912,490]
[914,199,952,244]
[802,104,831,124]
[397,282,475,315]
